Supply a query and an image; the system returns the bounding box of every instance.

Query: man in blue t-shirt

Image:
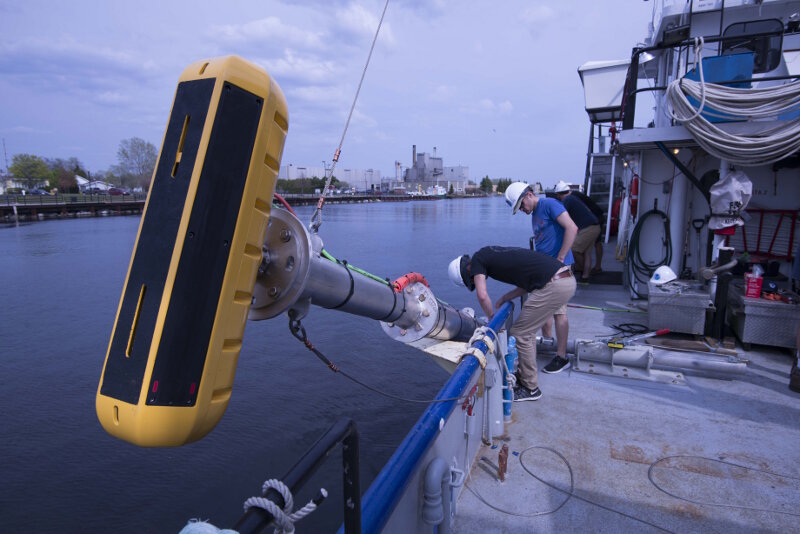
[506,182,577,374]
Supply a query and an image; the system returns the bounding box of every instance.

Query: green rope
[321,249,391,286]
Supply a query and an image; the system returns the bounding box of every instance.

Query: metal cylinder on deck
[249,208,480,343]
[535,336,746,376]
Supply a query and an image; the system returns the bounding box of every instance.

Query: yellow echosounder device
[96,56,288,447]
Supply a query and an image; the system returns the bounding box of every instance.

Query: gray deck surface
[454,278,800,533]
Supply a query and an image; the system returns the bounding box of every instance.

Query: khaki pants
[572,224,601,272]
[510,275,576,390]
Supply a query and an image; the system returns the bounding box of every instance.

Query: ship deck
[454,271,800,532]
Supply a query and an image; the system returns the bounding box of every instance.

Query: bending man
[448,246,576,401]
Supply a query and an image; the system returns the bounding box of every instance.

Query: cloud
[96,91,130,105]
[521,5,556,25]
[333,2,396,48]
[3,126,50,134]
[255,49,337,84]
[0,37,160,96]
[349,108,378,128]
[288,84,347,107]
[466,98,514,115]
[209,16,324,51]
[429,85,456,102]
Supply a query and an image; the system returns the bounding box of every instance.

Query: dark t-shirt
[571,190,605,221]
[470,246,563,292]
[562,195,599,229]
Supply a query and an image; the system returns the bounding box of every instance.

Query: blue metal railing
[349,302,514,534]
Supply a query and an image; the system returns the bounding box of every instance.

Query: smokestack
[412,144,416,166]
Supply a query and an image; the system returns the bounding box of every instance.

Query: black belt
[552,269,573,281]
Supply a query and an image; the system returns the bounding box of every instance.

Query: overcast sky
[0,0,654,188]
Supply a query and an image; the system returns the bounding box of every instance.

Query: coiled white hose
[666,38,800,166]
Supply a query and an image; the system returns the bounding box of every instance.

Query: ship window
[722,19,783,74]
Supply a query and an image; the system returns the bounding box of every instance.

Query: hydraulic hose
[627,209,672,298]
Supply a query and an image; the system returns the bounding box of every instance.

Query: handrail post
[342,424,361,533]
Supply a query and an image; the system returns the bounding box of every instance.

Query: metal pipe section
[421,457,452,533]
[652,350,747,375]
[536,336,746,375]
[352,303,513,534]
[249,208,480,342]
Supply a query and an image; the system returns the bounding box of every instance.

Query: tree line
[6,137,157,193]
[275,175,350,195]
[478,176,514,194]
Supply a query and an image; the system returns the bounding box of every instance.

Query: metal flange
[249,208,313,321]
[380,282,439,343]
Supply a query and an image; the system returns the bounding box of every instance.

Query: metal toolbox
[727,285,800,349]
[648,281,714,335]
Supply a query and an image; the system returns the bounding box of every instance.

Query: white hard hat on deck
[650,265,677,285]
[553,180,571,193]
[504,182,532,214]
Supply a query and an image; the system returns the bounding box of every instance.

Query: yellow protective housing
[96,56,288,447]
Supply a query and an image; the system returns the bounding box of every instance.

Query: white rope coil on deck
[242,479,326,534]
[666,37,800,166]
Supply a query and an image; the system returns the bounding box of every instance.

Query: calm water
[0,197,534,532]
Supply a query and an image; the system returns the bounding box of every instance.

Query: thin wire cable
[519,447,673,532]
[310,0,390,232]
[464,446,574,518]
[288,314,476,404]
[465,445,672,532]
[648,455,800,517]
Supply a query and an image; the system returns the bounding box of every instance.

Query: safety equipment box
[727,284,800,349]
[648,281,714,335]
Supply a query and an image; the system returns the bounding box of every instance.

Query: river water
[0,197,535,532]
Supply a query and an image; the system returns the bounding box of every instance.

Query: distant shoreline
[1,192,489,223]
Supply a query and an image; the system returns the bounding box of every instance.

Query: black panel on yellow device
[100,78,215,405]
[96,56,288,447]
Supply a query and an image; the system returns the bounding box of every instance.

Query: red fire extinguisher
[610,196,622,236]
[629,174,639,216]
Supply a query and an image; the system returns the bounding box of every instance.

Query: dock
[1,194,145,222]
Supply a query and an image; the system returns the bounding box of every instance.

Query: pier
[1,194,146,222]
[1,192,468,223]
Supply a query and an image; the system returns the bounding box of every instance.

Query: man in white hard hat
[448,247,576,401]
[505,182,577,374]
[553,181,601,281]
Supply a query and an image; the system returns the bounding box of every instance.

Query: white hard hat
[448,255,474,290]
[553,180,571,193]
[504,182,532,214]
[650,265,677,285]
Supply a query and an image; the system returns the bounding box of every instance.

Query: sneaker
[542,355,571,374]
[513,385,542,402]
